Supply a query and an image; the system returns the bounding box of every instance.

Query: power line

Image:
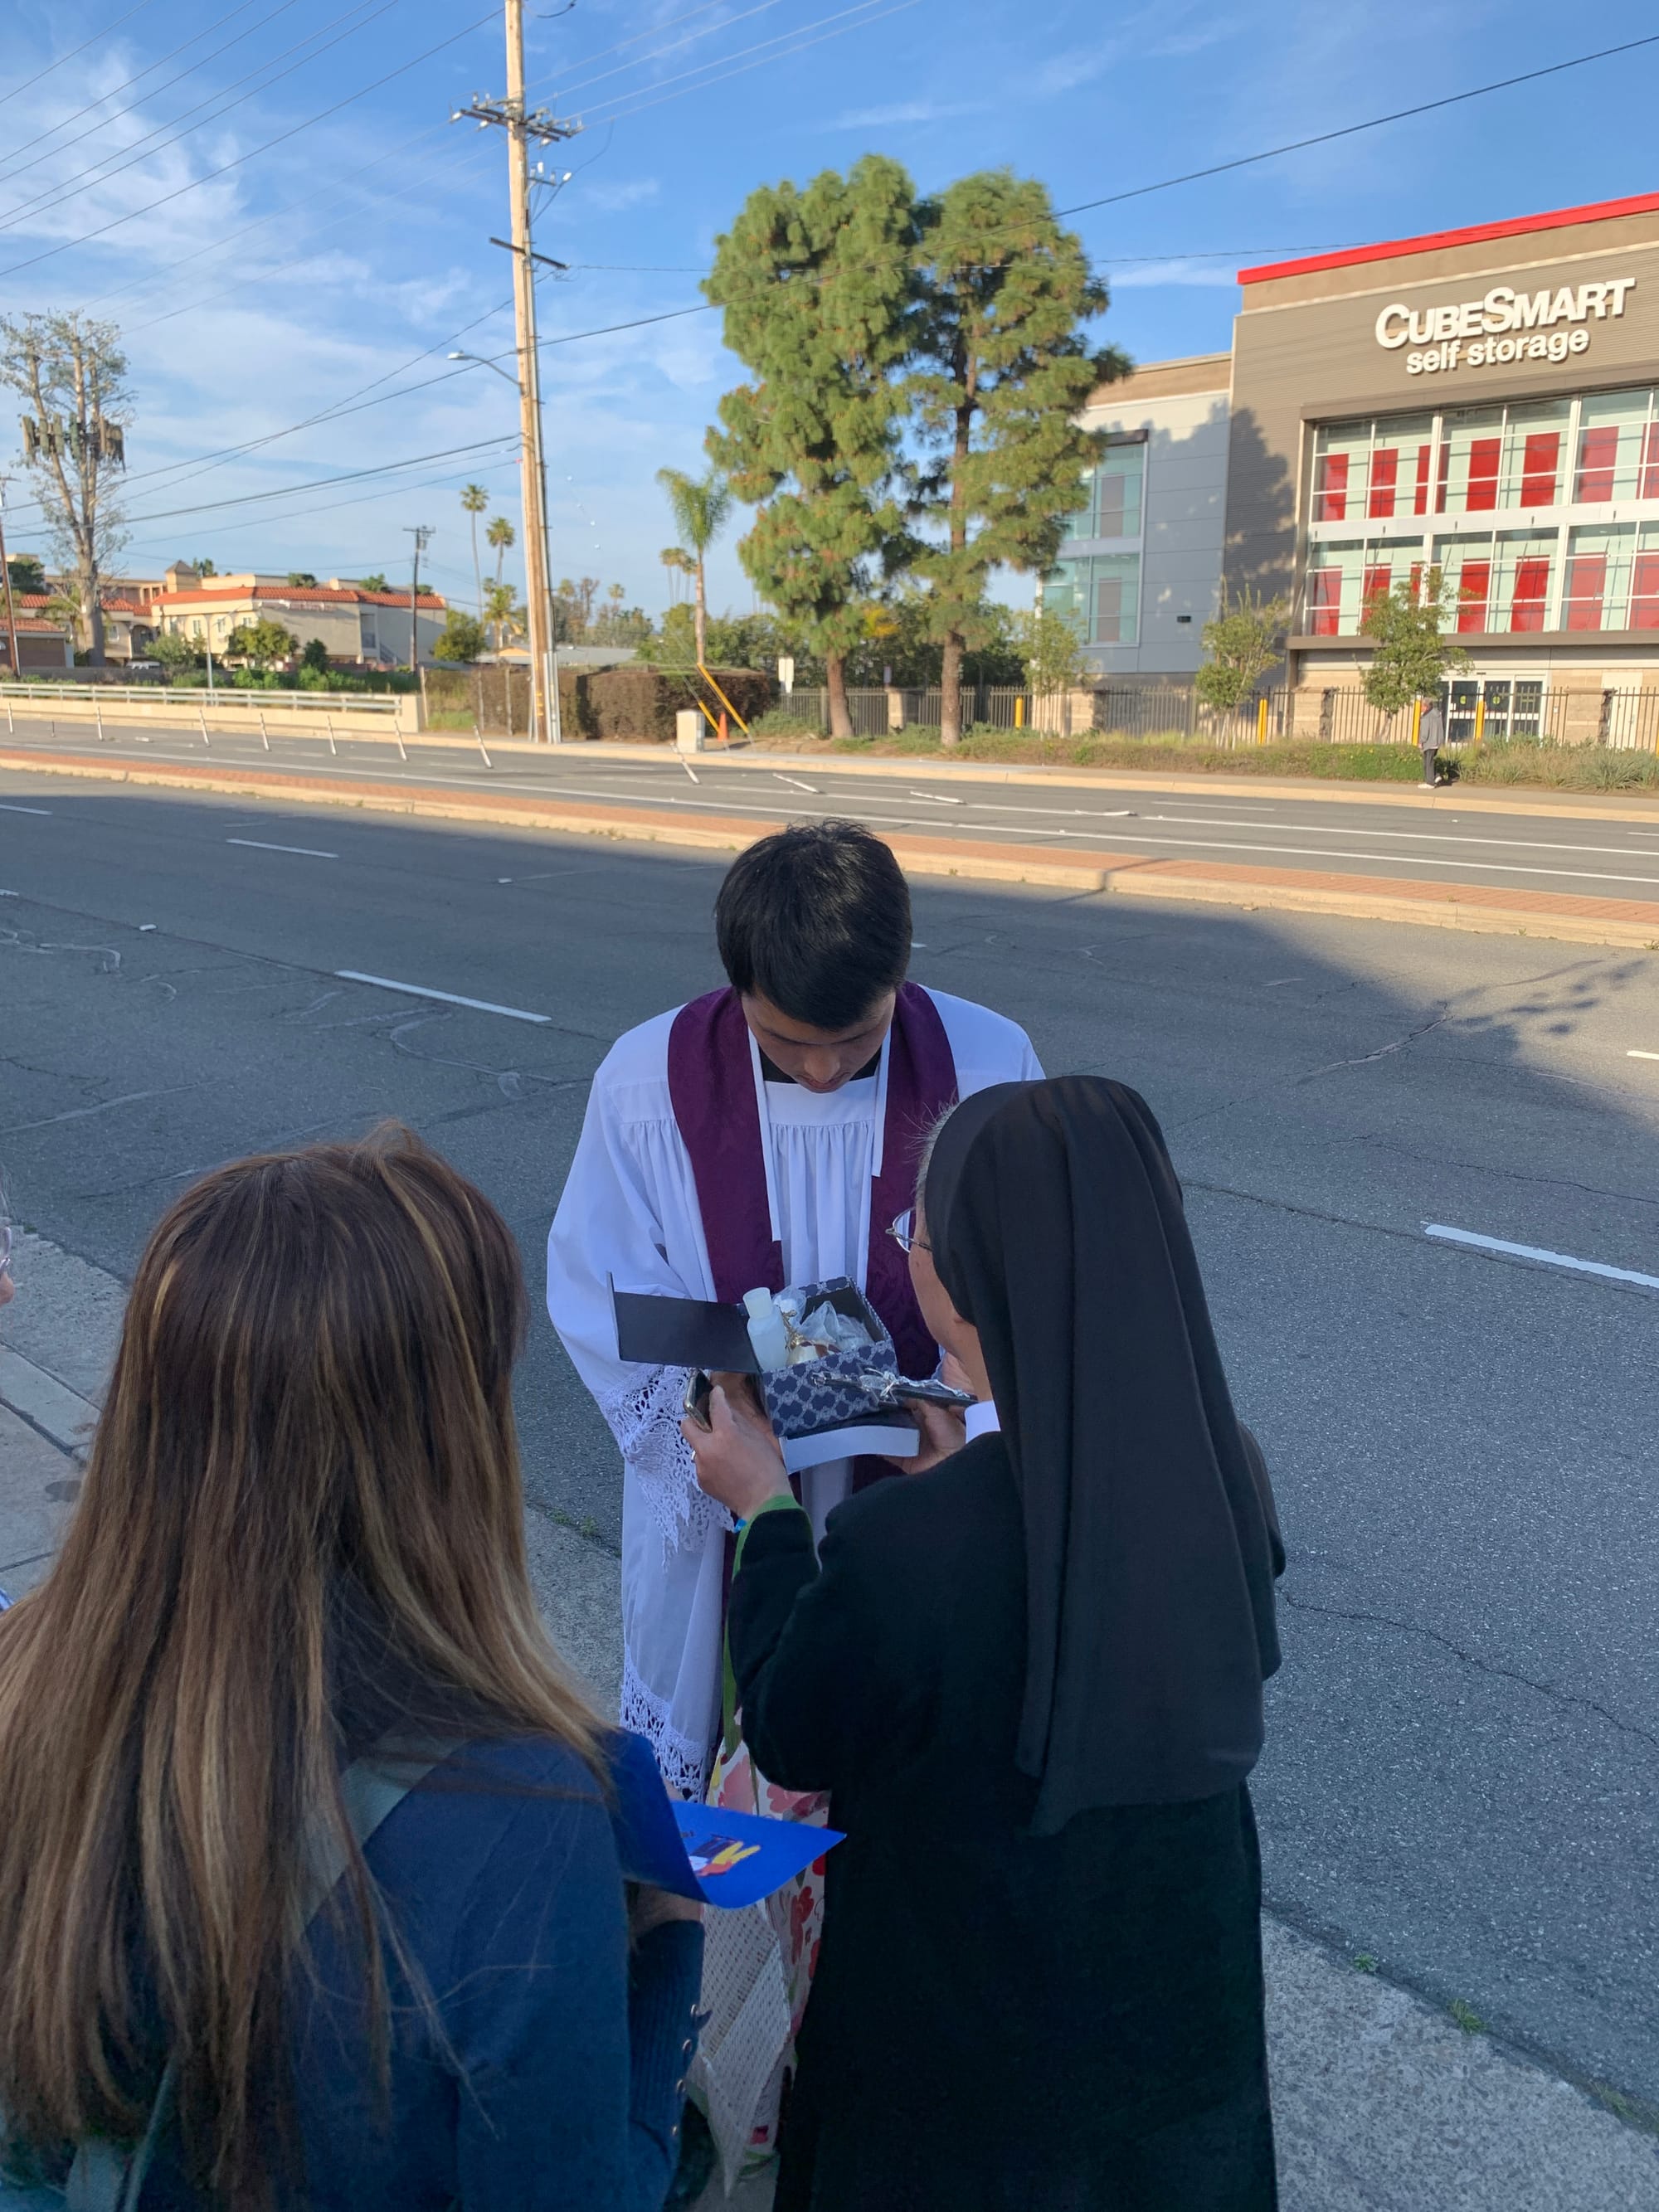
[593,0,917,124]
[0,6,499,281]
[0,0,302,192]
[0,0,164,114]
[551,0,793,102]
[1051,32,1659,223]
[0,0,406,238]
[117,435,524,531]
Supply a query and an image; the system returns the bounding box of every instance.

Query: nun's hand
[682,1384,791,1522]
[890,1397,966,1474]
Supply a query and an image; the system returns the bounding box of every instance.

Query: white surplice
[547,987,1041,1794]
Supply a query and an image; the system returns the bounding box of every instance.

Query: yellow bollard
[1474,695,1486,743]
[1014,695,1025,728]
[1257,696,1268,745]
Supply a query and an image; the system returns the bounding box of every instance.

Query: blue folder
[611,1727,844,1910]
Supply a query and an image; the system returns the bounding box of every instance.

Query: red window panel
[1574,426,1619,503]
[1628,553,1659,630]
[1368,448,1399,518]
[1456,562,1491,632]
[1408,562,1424,602]
[1307,569,1342,636]
[1362,565,1392,612]
[1465,438,1501,512]
[1413,445,1433,516]
[1509,557,1551,633]
[1642,424,1659,501]
[1315,453,1350,523]
[1519,433,1560,508]
[1564,554,1607,630]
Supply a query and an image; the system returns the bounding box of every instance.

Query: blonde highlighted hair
[0,1126,597,2199]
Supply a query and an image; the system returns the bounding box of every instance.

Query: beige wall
[1224,214,1659,607]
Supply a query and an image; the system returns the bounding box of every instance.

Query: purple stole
[666,983,958,1426]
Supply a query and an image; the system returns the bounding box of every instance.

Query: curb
[6,746,1659,950]
[10,716,1659,824]
[0,1346,97,1461]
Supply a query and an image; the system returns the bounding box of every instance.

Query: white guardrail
[0,681,421,740]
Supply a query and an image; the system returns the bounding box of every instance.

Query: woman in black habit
[683,1075,1285,2212]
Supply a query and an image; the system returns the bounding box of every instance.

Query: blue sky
[2,0,1659,620]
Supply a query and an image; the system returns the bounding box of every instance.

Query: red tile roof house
[3,599,76,673]
[148,576,449,668]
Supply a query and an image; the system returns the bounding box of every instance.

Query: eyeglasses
[886,1209,929,1256]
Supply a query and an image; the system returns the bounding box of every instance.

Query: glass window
[1436,408,1505,516]
[1063,442,1144,542]
[1046,553,1141,645]
[1089,552,1141,644]
[1491,531,1559,633]
[1564,524,1635,629]
[1094,445,1144,539]
[1312,421,1371,525]
[1574,389,1653,503]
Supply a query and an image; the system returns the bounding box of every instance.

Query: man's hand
[888,1396,966,1473]
[627,1882,704,1937]
[682,1383,791,1521]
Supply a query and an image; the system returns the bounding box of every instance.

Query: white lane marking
[334,971,551,1024]
[1021,830,1659,887]
[774,774,817,793]
[0,800,51,814]
[1424,1223,1659,1291]
[681,757,700,784]
[971,801,1134,818]
[1135,811,1659,860]
[226,837,338,858]
[909,789,963,805]
[1265,977,1305,986]
[1629,1049,1659,1061]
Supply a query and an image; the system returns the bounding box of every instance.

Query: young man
[547,821,1040,1793]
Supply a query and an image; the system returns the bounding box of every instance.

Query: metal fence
[770,681,1659,753]
[0,680,401,717]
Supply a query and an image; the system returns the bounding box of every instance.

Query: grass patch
[1457,740,1659,790]
[1448,1998,1486,2035]
[425,708,478,733]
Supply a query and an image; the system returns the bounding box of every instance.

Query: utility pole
[0,480,22,683]
[404,523,434,669]
[454,7,580,743]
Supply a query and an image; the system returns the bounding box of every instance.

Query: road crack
[1282,1592,1659,1757]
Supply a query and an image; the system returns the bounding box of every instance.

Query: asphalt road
[2,769,1657,2110]
[8,716,1659,899]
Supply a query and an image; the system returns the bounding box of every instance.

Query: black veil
[924,1076,1281,1835]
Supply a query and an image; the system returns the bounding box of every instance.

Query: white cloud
[823,99,987,129]
[1110,258,1241,288]
[582,176,662,213]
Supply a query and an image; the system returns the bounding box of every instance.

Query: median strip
[6,745,1659,949]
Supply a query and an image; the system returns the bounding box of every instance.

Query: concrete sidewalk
[2,1232,1653,2210]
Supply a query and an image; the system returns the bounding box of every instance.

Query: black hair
[714,821,912,1031]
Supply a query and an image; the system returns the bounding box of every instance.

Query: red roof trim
[1239,190,1659,286]
[153,586,445,610]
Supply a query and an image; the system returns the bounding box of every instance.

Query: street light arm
[448,350,523,392]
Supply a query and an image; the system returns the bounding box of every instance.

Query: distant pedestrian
[686,1077,1285,2212]
[1418,694,1446,785]
[0,1126,701,2210]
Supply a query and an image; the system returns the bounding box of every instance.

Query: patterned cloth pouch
[756,1277,911,1447]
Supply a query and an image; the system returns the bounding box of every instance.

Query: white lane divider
[226,837,337,858]
[1630,1050,1659,1062]
[1423,1223,1659,1291]
[774,774,817,793]
[335,971,551,1024]
[0,801,51,814]
[909,790,962,804]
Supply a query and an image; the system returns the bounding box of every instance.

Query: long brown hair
[0,1126,598,2197]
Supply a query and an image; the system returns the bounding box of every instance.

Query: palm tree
[486,514,515,590]
[484,580,518,654]
[460,484,489,618]
[655,465,731,666]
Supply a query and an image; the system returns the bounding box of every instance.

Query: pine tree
[703,156,917,739]
[907,173,1126,746]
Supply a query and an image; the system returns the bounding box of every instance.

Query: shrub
[581,664,774,741]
